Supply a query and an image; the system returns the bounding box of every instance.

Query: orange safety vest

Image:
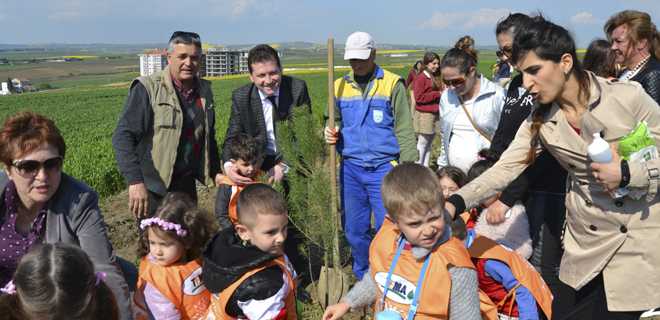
[467,235,553,319]
[134,258,210,320]
[207,256,297,320]
[370,219,498,319]
[217,174,262,225]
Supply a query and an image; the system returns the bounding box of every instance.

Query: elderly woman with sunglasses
[437,36,506,173]
[0,112,132,319]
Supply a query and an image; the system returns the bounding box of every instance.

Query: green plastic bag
[618,122,657,161]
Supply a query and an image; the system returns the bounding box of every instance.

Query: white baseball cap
[344,31,375,60]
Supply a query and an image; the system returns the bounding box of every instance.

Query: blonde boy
[323,163,496,320]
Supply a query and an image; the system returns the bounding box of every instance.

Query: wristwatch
[620,159,630,188]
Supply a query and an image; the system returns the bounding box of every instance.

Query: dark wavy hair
[228,133,263,165]
[0,243,118,320]
[511,16,590,164]
[467,149,499,182]
[583,39,617,78]
[496,13,534,36]
[138,192,217,261]
[436,165,467,188]
[248,44,282,74]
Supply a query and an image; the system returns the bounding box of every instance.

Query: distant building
[199,53,207,78]
[0,82,10,95]
[204,48,248,77]
[139,49,168,76]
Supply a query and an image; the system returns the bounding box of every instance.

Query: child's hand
[322,302,351,320]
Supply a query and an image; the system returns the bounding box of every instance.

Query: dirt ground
[100,185,217,263]
[100,185,369,319]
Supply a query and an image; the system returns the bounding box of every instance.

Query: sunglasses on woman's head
[11,157,63,177]
[169,31,200,42]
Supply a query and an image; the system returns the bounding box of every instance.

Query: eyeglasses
[11,156,63,177]
[169,31,200,43]
[443,77,467,87]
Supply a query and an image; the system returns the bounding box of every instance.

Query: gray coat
[455,74,660,311]
[0,172,132,319]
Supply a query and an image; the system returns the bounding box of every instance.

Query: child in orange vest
[203,183,297,319]
[324,163,497,320]
[215,133,265,231]
[455,150,552,320]
[133,192,216,320]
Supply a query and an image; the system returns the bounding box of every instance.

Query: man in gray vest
[113,31,221,218]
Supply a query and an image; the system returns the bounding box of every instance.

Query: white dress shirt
[257,88,280,155]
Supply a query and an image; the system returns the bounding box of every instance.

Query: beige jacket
[456,74,660,311]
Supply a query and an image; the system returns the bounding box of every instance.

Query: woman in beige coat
[445,17,660,319]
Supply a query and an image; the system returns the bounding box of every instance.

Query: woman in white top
[438,36,506,172]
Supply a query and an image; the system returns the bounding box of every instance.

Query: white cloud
[570,11,598,25]
[206,0,271,18]
[46,0,109,22]
[420,8,511,30]
[230,0,255,16]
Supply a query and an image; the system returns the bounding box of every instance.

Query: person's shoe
[641,308,660,319]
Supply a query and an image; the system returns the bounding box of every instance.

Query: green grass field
[0,53,497,198]
[0,52,502,318]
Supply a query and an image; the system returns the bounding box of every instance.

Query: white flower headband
[140,217,188,237]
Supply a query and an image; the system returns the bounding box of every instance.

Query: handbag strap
[459,98,492,143]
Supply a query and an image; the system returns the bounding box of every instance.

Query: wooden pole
[327,38,341,267]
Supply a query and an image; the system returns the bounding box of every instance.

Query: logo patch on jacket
[374,272,416,304]
[183,267,206,295]
[373,110,384,123]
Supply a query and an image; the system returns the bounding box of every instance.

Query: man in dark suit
[222,44,311,184]
[221,45,312,301]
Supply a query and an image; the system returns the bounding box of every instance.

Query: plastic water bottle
[375,310,403,320]
[587,132,628,198]
[587,133,612,163]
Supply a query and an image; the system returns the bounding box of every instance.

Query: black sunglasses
[169,31,200,42]
[443,77,467,87]
[11,156,63,177]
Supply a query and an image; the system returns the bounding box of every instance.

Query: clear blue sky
[2,0,659,47]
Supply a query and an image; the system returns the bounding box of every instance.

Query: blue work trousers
[340,159,393,279]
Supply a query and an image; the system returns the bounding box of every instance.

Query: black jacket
[222,75,311,170]
[202,229,285,318]
[490,75,567,207]
[214,184,234,231]
[631,57,660,105]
